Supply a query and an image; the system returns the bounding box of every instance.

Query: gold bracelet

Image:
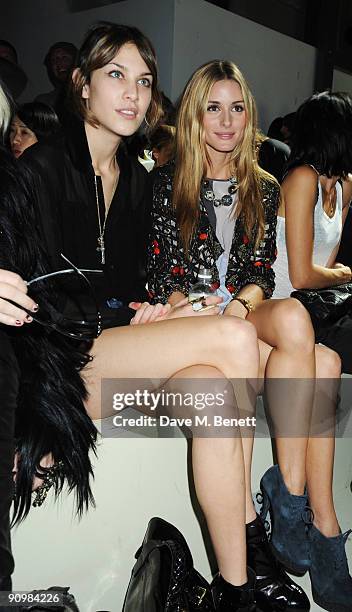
[232,297,255,314]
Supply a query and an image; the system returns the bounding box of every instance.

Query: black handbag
[122,517,215,611]
[291,282,352,325]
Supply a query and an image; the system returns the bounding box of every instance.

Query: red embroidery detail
[226,284,235,293]
[211,281,220,290]
[254,261,263,267]
[153,248,160,255]
[171,266,180,275]
[152,240,159,247]
[243,234,249,244]
[148,290,155,299]
[199,232,208,240]
[265,263,272,269]
[179,267,185,276]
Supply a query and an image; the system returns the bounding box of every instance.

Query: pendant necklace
[326,186,337,218]
[94,169,118,265]
[202,176,238,207]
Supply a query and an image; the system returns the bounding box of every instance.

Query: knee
[218,317,258,358]
[273,298,315,352]
[316,345,342,378]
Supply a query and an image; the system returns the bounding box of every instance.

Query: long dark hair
[289,91,352,178]
[16,101,61,141]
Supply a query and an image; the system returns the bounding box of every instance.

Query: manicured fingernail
[25,315,33,323]
[15,320,23,326]
[31,304,39,312]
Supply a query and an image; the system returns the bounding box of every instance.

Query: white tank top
[272,179,343,299]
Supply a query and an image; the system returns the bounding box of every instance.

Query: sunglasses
[5,254,103,341]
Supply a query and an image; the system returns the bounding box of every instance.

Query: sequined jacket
[147,162,280,303]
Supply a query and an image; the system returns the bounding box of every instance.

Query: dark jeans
[316,313,352,375]
[0,331,19,589]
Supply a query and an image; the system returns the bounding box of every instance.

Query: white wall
[333,68,352,95]
[0,0,175,101]
[172,0,317,131]
[1,0,317,129]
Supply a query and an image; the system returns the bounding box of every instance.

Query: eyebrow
[208,99,244,104]
[107,62,153,77]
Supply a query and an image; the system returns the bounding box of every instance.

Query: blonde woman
[148,60,340,610]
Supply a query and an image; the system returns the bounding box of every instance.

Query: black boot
[212,568,256,611]
[246,515,310,611]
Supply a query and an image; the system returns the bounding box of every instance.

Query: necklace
[325,187,337,218]
[202,177,237,207]
[94,170,118,264]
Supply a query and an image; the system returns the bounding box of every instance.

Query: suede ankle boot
[260,465,310,574]
[246,515,310,611]
[309,524,352,612]
[212,568,256,611]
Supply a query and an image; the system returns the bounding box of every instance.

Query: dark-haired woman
[270,91,352,611]
[9,101,60,158]
[0,23,274,611]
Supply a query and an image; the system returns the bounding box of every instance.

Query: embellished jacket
[147,162,280,303]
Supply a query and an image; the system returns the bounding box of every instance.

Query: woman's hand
[129,301,172,325]
[332,264,352,283]
[165,295,222,319]
[0,270,38,326]
[224,299,248,319]
[129,295,222,324]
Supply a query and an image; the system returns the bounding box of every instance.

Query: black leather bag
[291,283,352,325]
[122,517,215,611]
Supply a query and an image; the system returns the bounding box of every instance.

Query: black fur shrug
[0,146,97,523]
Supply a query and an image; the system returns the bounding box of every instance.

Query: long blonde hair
[174,60,272,252]
[0,80,11,141]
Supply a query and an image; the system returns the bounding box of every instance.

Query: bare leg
[306,344,341,537]
[248,298,316,494]
[85,315,259,418]
[84,315,259,586]
[172,366,247,586]
[240,342,271,523]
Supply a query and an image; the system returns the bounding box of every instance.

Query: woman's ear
[72,67,89,99]
[82,83,90,100]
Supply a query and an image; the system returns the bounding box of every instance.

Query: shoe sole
[312,589,351,612]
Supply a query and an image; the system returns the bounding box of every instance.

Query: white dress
[272,180,343,298]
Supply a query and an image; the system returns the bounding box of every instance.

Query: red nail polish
[15,320,23,326]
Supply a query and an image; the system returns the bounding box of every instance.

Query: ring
[191,300,204,312]
[190,296,208,312]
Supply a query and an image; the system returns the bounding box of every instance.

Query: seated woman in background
[276,91,352,372]
[149,123,175,167]
[9,101,60,158]
[148,59,324,611]
[0,22,273,612]
[272,90,352,612]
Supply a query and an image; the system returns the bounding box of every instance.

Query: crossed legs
[84,315,260,586]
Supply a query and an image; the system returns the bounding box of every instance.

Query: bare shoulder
[342,174,352,207]
[281,165,319,202]
[282,165,318,192]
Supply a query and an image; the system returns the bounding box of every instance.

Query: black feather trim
[0,147,97,523]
